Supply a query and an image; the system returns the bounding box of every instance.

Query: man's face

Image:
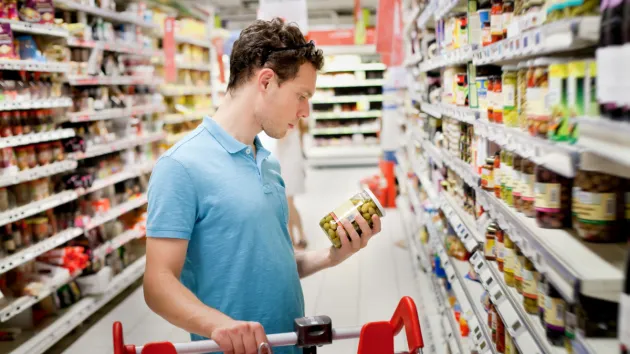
[255,63,317,139]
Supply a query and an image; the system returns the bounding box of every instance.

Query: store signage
[163,17,177,83]
[258,0,308,34]
[307,28,376,46]
[376,0,404,66]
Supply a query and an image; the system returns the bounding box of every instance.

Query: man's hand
[211,320,270,354]
[328,214,382,266]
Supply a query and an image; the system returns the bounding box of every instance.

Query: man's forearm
[144,269,232,337]
[295,248,334,278]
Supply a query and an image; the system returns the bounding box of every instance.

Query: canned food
[319,188,385,248]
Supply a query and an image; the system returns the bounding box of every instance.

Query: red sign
[212,37,226,84]
[163,17,177,83]
[376,0,404,66]
[307,28,376,46]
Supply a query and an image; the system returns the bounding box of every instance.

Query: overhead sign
[258,0,308,34]
[163,17,177,83]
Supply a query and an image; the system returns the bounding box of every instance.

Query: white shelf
[161,86,213,96]
[439,192,484,252]
[0,98,72,111]
[473,17,599,66]
[67,38,158,57]
[174,36,212,48]
[321,63,386,73]
[0,128,75,149]
[306,145,381,167]
[67,75,162,86]
[0,227,83,276]
[0,160,77,188]
[54,0,158,29]
[404,6,421,34]
[404,53,423,67]
[85,194,148,231]
[92,228,145,261]
[475,188,626,303]
[316,80,384,88]
[420,45,473,72]
[417,0,467,29]
[421,101,478,124]
[0,59,69,73]
[69,132,165,160]
[0,19,68,38]
[0,190,78,227]
[312,110,381,120]
[162,109,214,124]
[574,117,630,167]
[311,95,384,104]
[5,255,146,354]
[76,161,155,198]
[574,332,618,354]
[311,127,379,136]
[176,62,211,71]
[68,104,167,122]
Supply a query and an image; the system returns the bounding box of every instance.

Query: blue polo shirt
[146,117,304,354]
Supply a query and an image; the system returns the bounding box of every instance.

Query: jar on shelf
[522,257,538,314]
[538,273,547,325]
[504,232,515,287]
[502,65,518,127]
[485,222,497,261]
[494,152,502,198]
[535,164,573,229]
[527,59,551,138]
[500,150,512,203]
[517,61,530,132]
[505,151,515,206]
[513,153,523,212]
[36,143,52,166]
[521,157,536,217]
[491,0,504,43]
[488,77,495,121]
[514,245,524,294]
[496,226,505,272]
[575,293,620,338]
[547,60,570,142]
[545,282,566,347]
[0,112,11,138]
[496,312,506,353]
[491,303,498,343]
[502,1,514,37]
[493,75,503,123]
[478,76,490,118]
[482,157,495,191]
[565,304,576,353]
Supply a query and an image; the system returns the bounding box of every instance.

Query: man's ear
[257,68,275,91]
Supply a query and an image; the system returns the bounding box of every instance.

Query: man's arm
[295,214,382,278]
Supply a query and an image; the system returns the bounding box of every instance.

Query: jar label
[522,269,537,299]
[485,238,496,259]
[544,297,565,330]
[514,255,524,280]
[501,166,511,187]
[504,247,515,273]
[512,171,522,196]
[620,293,630,348]
[505,166,514,190]
[521,173,535,200]
[482,167,495,189]
[491,14,502,35]
[495,166,502,186]
[573,191,616,223]
[496,240,504,261]
[331,199,362,226]
[503,84,516,109]
[482,28,492,45]
[535,183,561,211]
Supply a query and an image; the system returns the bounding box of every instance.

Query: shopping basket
[113,296,424,354]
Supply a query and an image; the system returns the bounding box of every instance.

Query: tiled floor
[60,167,424,354]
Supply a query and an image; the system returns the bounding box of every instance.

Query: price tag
[534,251,546,272]
[489,284,505,305]
[479,268,493,288]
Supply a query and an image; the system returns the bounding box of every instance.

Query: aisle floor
[61,167,424,354]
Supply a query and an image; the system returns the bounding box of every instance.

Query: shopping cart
[113,296,424,354]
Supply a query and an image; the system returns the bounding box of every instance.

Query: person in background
[143,18,382,354]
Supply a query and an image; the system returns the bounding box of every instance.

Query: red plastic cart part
[113,296,424,354]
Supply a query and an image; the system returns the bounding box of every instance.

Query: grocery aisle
[59,166,424,354]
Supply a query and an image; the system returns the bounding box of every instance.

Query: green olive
[325,215,333,222]
[323,222,330,231]
[368,207,376,215]
[360,204,370,213]
[329,220,337,228]
[327,229,336,238]
[320,218,327,226]
[362,212,371,220]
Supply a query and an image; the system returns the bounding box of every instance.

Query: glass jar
[491,0,504,43]
[502,66,518,127]
[502,1,514,37]
[496,227,505,272]
[482,157,495,191]
[494,152,502,198]
[15,146,30,170]
[494,75,503,123]
[521,157,536,217]
[535,164,572,229]
[488,77,495,121]
[504,232,515,287]
[565,304,576,353]
[517,61,530,132]
[504,151,515,206]
[0,112,11,138]
[52,141,64,162]
[538,273,547,325]
[10,111,23,136]
[514,245,524,294]
[485,223,497,261]
[545,283,566,346]
[29,216,50,242]
[496,312,506,353]
[26,145,37,169]
[513,153,523,212]
[522,257,538,314]
[527,59,553,139]
[36,143,52,166]
[573,169,624,243]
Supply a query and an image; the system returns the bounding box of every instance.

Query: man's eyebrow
[305,90,314,98]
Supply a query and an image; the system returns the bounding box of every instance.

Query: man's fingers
[337,223,351,248]
[341,219,361,250]
[372,214,382,234]
[354,215,372,247]
[228,329,246,354]
[251,322,269,353]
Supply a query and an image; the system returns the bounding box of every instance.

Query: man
[143,18,382,354]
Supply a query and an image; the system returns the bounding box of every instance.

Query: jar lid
[533,57,567,67]
[517,61,529,69]
[363,187,387,217]
[502,65,518,71]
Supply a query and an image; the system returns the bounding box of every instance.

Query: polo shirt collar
[203,116,271,158]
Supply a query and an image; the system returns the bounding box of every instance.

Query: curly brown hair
[227,18,324,92]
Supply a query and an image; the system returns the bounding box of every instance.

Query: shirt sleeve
[146,156,196,240]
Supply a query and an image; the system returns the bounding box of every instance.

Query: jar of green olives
[319,188,385,248]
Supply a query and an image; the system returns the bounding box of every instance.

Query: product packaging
[319,188,385,248]
[548,60,570,141]
[0,24,16,59]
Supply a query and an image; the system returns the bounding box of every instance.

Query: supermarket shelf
[0,128,75,149]
[0,268,83,322]
[177,62,211,71]
[321,63,386,72]
[92,228,145,261]
[404,6,422,34]
[0,59,69,73]
[0,19,68,38]
[162,109,214,124]
[76,160,155,198]
[54,0,158,29]
[5,255,146,354]
[404,53,423,67]
[68,104,167,122]
[574,117,630,167]
[311,95,384,104]
[316,79,384,88]
[573,332,618,354]
[0,160,77,188]
[0,227,83,276]
[438,192,483,252]
[311,127,379,136]
[312,110,381,120]
[420,101,478,124]
[0,190,78,227]
[69,132,165,160]
[473,16,599,66]
[84,194,148,231]
[0,97,72,111]
[161,86,213,96]
[417,0,467,29]
[67,38,158,57]
[420,45,473,72]
[174,35,211,48]
[67,75,162,86]
[475,187,626,303]
[306,145,381,167]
